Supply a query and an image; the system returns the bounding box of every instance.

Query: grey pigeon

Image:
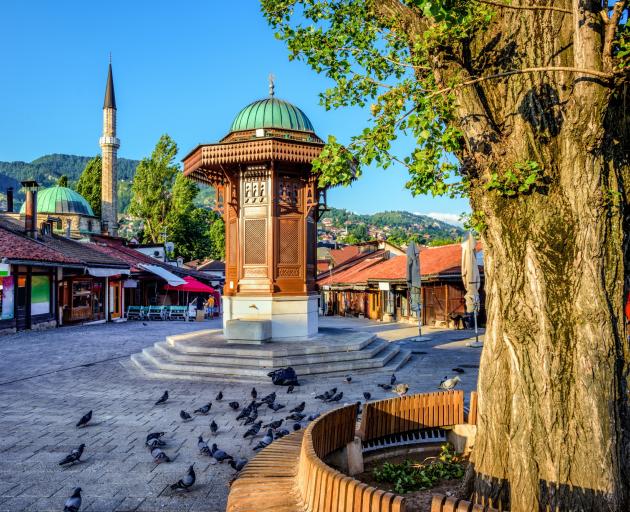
[155,391,168,405]
[229,401,240,410]
[59,444,85,466]
[229,458,248,472]
[210,420,218,435]
[268,402,285,412]
[180,410,192,422]
[170,464,195,490]
[287,385,294,394]
[215,391,223,401]
[243,411,258,426]
[260,391,276,404]
[211,443,234,462]
[307,413,320,421]
[243,421,262,439]
[274,428,290,439]
[315,388,336,401]
[63,487,82,512]
[452,367,465,374]
[146,438,165,449]
[76,410,92,428]
[378,383,392,391]
[290,402,305,413]
[292,422,302,431]
[146,432,165,443]
[151,447,171,463]
[363,392,371,401]
[345,375,352,383]
[286,412,306,422]
[194,403,212,415]
[198,435,211,456]
[263,419,283,429]
[391,373,397,385]
[439,376,461,390]
[253,429,274,451]
[251,387,257,399]
[327,392,343,403]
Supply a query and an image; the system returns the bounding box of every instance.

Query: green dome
[20,186,95,216]
[230,97,315,133]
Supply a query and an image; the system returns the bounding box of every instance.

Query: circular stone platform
[130,327,411,382]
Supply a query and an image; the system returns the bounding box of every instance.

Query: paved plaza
[0,318,483,512]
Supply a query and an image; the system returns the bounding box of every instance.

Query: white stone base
[222,295,319,340]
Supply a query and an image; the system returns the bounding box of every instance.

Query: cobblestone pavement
[0,317,483,512]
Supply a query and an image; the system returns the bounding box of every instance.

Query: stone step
[153,337,389,367]
[382,347,413,371]
[140,342,400,377]
[165,328,376,357]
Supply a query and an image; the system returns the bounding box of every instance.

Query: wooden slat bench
[431,494,499,512]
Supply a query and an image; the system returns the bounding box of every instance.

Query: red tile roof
[317,242,483,286]
[329,245,362,266]
[0,226,81,265]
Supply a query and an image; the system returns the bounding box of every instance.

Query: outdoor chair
[168,306,187,320]
[126,306,143,320]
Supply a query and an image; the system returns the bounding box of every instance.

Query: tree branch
[603,1,628,70]
[427,66,613,99]
[475,0,573,14]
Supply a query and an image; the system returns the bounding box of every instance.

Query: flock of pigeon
[60,368,464,511]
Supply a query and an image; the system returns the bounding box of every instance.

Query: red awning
[164,276,215,293]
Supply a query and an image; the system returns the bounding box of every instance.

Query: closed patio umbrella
[406,241,425,339]
[461,232,481,346]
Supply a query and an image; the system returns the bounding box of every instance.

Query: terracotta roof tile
[0,226,81,265]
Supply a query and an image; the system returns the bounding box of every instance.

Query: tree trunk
[447,6,630,512]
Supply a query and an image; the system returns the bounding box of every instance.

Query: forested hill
[0,154,140,190]
[319,207,464,245]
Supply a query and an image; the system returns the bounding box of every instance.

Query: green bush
[372,444,465,494]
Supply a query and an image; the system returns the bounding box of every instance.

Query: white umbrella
[461,232,481,346]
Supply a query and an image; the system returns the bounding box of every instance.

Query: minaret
[99,59,119,236]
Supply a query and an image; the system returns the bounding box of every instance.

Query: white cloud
[419,212,465,227]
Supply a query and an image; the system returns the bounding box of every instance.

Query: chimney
[6,188,13,212]
[21,180,39,239]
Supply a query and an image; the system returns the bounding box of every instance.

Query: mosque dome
[20,186,95,216]
[229,97,315,133]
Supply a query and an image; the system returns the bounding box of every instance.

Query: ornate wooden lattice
[279,219,300,265]
[244,218,267,265]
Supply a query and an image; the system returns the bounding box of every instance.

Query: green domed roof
[230,97,315,133]
[20,186,95,216]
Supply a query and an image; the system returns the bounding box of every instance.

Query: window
[0,276,14,320]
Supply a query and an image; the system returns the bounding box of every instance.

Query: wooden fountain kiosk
[182,84,326,341]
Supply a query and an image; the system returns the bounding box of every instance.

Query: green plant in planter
[373,444,466,495]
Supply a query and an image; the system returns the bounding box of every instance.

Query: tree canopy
[76,156,102,218]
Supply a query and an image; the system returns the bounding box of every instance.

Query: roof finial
[109,52,112,65]
[268,73,275,97]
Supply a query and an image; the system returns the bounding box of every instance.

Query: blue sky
[0,0,469,222]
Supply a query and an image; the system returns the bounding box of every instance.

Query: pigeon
[253,429,274,451]
[229,401,240,411]
[151,447,171,463]
[290,402,305,413]
[170,464,195,490]
[215,391,223,401]
[315,388,337,401]
[243,411,258,426]
[260,392,276,405]
[345,375,352,383]
[391,373,397,385]
[363,392,372,401]
[274,428,290,439]
[286,412,306,422]
[327,392,343,403]
[229,458,248,472]
[263,419,283,429]
[194,403,212,415]
[211,443,234,462]
[155,391,169,405]
[142,322,148,326]
[306,413,320,422]
[287,385,294,394]
[268,402,286,412]
[63,487,82,512]
[146,432,165,443]
[59,444,85,466]
[251,387,258,399]
[243,421,262,439]
[452,367,465,374]
[76,411,92,428]
[146,438,166,449]
[210,420,218,435]
[439,375,462,390]
[392,383,409,397]
[377,383,392,391]
[198,435,211,456]
[180,410,192,422]
[292,422,302,431]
